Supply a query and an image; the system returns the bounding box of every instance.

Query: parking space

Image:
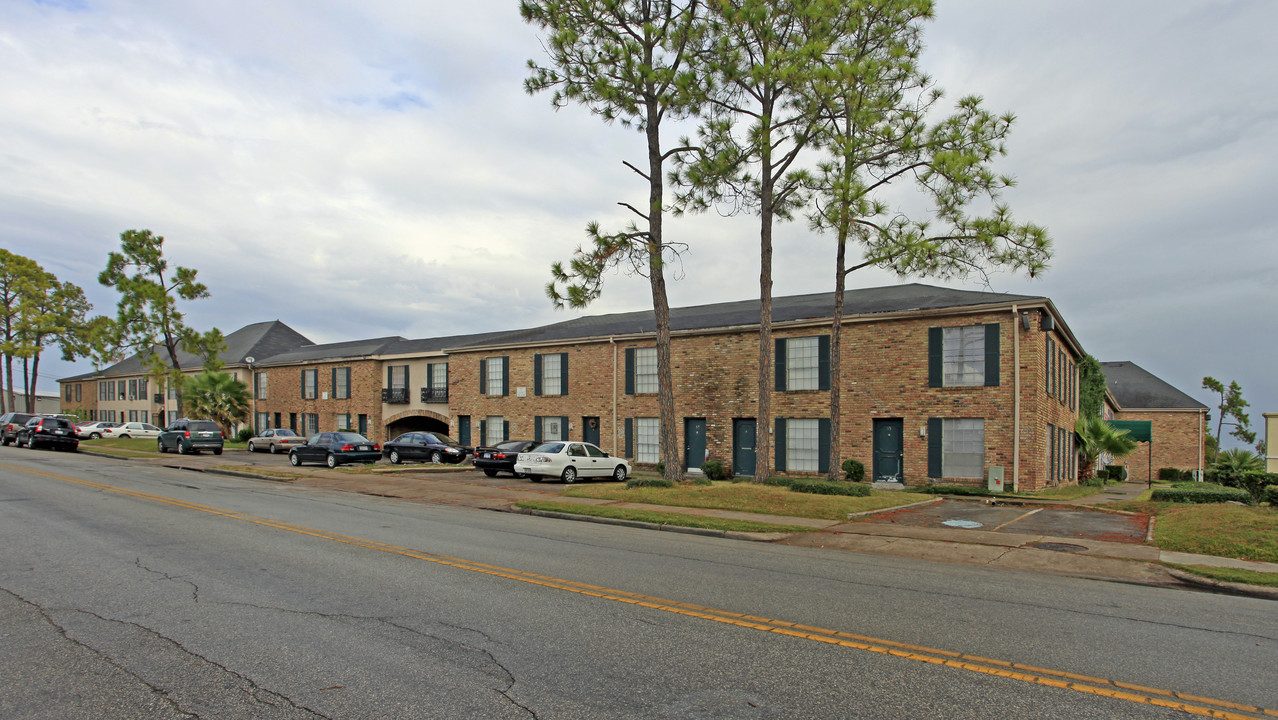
[860,499,1150,544]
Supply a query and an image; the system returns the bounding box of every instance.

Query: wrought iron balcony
[381,387,409,404]
[420,387,448,403]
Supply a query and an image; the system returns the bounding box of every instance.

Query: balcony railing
[420,387,448,403]
[381,387,409,404]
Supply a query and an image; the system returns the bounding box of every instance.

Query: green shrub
[909,484,994,496]
[789,480,872,497]
[1150,487,1252,504]
[1080,475,1105,488]
[700,459,734,481]
[1104,465,1127,482]
[1179,469,1196,482]
[1157,467,1181,481]
[1235,472,1278,504]
[627,476,673,489]
[236,428,254,442]
[690,475,713,486]
[841,459,866,483]
[762,476,794,487]
[1265,485,1278,506]
[655,461,665,476]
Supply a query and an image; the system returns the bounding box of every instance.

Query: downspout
[610,336,618,454]
[1012,305,1021,492]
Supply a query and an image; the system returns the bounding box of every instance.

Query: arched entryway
[384,409,452,441]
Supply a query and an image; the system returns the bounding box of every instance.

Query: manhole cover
[1028,541,1088,552]
[941,519,984,529]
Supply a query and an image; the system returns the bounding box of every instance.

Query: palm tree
[183,370,250,437]
[1075,416,1138,481]
[1213,447,1263,474]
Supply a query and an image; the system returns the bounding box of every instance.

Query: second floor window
[302,369,318,399]
[929,324,999,388]
[254,372,268,400]
[625,347,658,394]
[333,367,351,399]
[536,353,567,396]
[778,336,828,391]
[481,357,508,396]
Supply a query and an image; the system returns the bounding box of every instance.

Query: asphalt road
[2,446,1276,720]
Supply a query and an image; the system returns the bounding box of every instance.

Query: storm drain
[1027,541,1088,552]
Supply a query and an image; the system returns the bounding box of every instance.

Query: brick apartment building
[58,283,1205,492]
[1102,361,1208,483]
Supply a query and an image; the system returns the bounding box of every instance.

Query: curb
[846,496,942,520]
[1164,567,1278,601]
[510,507,794,542]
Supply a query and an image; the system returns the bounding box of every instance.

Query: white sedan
[514,441,630,484]
[75,421,119,439]
[101,422,163,439]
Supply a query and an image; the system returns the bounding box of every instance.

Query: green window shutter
[479,359,487,395]
[775,338,787,391]
[331,367,337,396]
[984,323,1000,387]
[479,420,487,447]
[624,418,633,457]
[775,418,787,472]
[300,369,305,397]
[624,348,635,395]
[928,418,943,478]
[534,416,543,443]
[928,327,943,387]
[504,420,510,440]
[501,356,510,396]
[818,335,831,391]
[560,353,569,395]
[561,416,569,440]
[426,363,435,389]
[533,354,542,396]
[818,418,831,474]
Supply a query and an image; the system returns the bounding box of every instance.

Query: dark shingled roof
[59,320,313,381]
[380,330,516,356]
[458,283,1044,348]
[258,336,405,365]
[1101,361,1207,410]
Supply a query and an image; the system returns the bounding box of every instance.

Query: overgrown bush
[762,476,794,487]
[236,428,254,442]
[1150,487,1252,504]
[700,458,733,481]
[1104,465,1127,482]
[1158,467,1181,481]
[1080,475,1105,488]
[655,461,665,476]
[1205,470,1278,504]
[626,476,673,489]
[1265,485,1278,506]
[690,475,713,486]
[789,480,872,497]
[908,484,995,496]
[841,459,865,483]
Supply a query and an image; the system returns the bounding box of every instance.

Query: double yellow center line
[7,462,1275,720]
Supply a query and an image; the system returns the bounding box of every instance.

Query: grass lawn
[562,481,925,521]
[1165,563,1278,588]
[1110,500,1278,564]
[82,437,242,456]
[1013,484,1107,501]
[517,500,813,533]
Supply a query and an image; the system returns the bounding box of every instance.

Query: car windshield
[334,432,369,444]
[274,429,297,437]
[429,433,458,445]
[188,421,220,432]
[496,441,528,451]
[532,442,564,454]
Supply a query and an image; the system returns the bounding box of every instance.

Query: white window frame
[634,348,657,394]
[486,415,505,445]
[302,369,318,399]
[430,363,447,390]
[635,417,659,464]
[942,418,985,479]
[334,368,350,399]
[486,358,504,396]
[786,337,820,391]
[543,416,566,441]
[335,413,351,431]
[541,354,562,396]
[255,372,268,400]
[786,419,820,472]
[943,326,985,387]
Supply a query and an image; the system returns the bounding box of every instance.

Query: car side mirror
[603,452,610,458]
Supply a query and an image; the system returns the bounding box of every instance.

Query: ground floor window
[785,419,821,472]
[635,417,659,464]
[537,416,568,442]
[485,416,506,445]
[256,412,271,431]
[303,413,319,437]
[335,413,351,431]
[943,419,985,479]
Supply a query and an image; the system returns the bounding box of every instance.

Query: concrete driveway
[857,499,1151,544]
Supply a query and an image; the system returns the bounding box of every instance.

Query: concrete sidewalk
[138,452,1276,600]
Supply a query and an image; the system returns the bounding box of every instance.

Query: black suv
[1,412,39,446]
[15,416,80,451]
[158,419,224,455]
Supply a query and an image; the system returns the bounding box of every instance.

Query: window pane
[786,337,819,391]
[541,354,562,396]
[635,348,658,394]
[942,419,984,479]
[544,416,565,441]
[486,358,503,396]
[786,419,820,472]
[636,417,659,463]
[943,326,985,387]
[487,415,505,444]
[431,363,447,389]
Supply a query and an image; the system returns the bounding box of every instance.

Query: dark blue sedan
[289,432,381,468]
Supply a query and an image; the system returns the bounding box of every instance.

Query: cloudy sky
[4,0,1275,446]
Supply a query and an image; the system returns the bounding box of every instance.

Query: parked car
[289,432,381,468]
[1,412,39,446]
[382,432,471,465]
[15,416,79,451]
[157,419,224,455]
[247,428,307,454]
[101,422,163,440]
[472,440,538,477]
[75,421,120,439]
[514,441,630,484]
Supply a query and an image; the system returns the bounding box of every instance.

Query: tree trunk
[22,355,31,412]
[828,233,847,482]
[28,353,41,413]
[645,101,683,483]
[756,166,774,482]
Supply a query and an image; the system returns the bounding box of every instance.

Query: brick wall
[1112,409,1205,482]
[252,359,385,441]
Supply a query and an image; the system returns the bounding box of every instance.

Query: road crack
[136,556,200,603]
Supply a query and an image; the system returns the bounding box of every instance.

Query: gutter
[1012,304,1021,491]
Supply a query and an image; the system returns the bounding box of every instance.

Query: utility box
[987,466,1005,492]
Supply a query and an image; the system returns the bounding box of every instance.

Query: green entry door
[733,419,756,477]
[873,419,904,483]
[684,418,707,470]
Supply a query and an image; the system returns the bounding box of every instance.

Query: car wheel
[515,471,528,479]
[157,439,166,454]
[326,454,338,469]
[562,466,577,484]
[390,450,402,465]
[482,468,497,477]
[90,432,101,440]
[119,434,131,439]
[431,450,443,464]
[270,444,278,454]
[612,465,627,482]
[247,441,256,453]
[289,452,301,466]
[0,435,9,446]
[529,475,541,483]
[177,442,187,455]
[213,449,222,456]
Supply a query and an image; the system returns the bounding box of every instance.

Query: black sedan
[288,432,381,469]
[382,432,470,465]
[472,440,538,477]
[16,416,79,451]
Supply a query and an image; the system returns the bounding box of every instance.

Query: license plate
[358,445,369,451]
[484,452,492,458]
[55,429,67,435]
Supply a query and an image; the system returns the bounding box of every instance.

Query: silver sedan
[247,428,307,454]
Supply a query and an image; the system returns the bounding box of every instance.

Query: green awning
[1109,420,1152,443]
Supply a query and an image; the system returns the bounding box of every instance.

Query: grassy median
[517,500,813,533]
[1110,499,1278,564]
[554,481,926,521]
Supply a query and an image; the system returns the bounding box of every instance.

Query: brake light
[372,444,380,451]
[341,444,355,451]
[495,453,507,459]
[183,430,190,438]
